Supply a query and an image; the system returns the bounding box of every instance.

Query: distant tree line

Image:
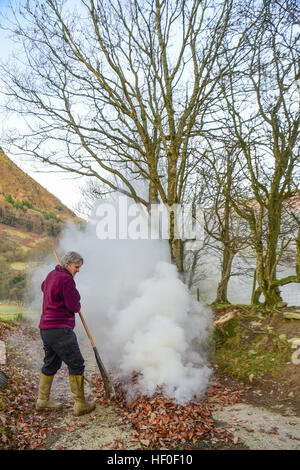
[4,192,62,222]
[0,196,63,237]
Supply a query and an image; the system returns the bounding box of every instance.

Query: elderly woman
[36,251,95,416]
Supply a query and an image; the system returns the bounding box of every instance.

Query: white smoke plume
[28,220,213,403]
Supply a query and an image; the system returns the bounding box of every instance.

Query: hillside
[0,149,83,301]
[0,148,75,215]
[0,223,57,301]
[0,149,81,236]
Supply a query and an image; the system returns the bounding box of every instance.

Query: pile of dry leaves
[0,365,55,449]
[91,372,245,450]
[0,322,55,449]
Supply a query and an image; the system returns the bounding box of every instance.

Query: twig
[238,320,265,334]
[83,376,95,387]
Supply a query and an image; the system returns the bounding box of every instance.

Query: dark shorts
[40,328,84,376]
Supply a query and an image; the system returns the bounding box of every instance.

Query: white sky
[0,0,85,214]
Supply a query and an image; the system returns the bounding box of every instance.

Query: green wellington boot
[69,375,96,416]
[36,372,63,411]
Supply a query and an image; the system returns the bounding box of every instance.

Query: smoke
[28,220,213,403]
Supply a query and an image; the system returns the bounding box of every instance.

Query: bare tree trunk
[168,207,184,273]
[214,246,234,304]
[264,197,284,307]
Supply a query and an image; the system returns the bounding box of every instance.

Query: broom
[54,251,116,400]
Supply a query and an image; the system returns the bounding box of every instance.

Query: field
[0,222,56,302]
[0,303,25,321]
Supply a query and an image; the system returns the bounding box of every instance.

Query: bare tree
[211,0,300,307]
[0,0,247,272]
[197,145,252,305]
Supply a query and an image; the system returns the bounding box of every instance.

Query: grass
[10,261,40,272]
[10,262,27,271]
[2,228,30,239]
[33,236,51,244]
[19,246,31,253]
[0,303,25,321]
[214,332,291,380]
[211,307,294,382]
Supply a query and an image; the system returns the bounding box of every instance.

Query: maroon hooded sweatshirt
[39,265,81,330]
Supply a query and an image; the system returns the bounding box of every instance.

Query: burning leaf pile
[91,372,246,449]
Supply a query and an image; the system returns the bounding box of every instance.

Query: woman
[36,251,95,416]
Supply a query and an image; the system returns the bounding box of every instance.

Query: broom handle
[77,311,95,348]
[53,251,95,348]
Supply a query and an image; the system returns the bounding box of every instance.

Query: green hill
[0,222,56,301]
[0,148,75,214]
[0,148,83,302]
[0,148,80,236]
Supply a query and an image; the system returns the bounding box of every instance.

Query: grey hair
[61,251,84,267]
